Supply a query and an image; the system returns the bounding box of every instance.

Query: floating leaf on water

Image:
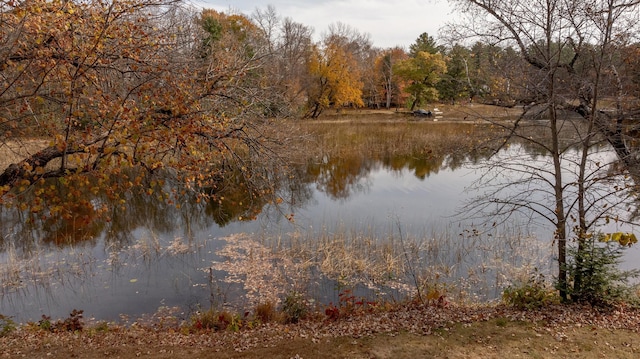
[129,278,138,283]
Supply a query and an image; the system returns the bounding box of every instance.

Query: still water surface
[1,140,637,323]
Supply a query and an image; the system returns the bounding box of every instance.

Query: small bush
[188,309,244,332]
[37,310,84,332]
[281,291,308,324]
[424,284,449,307]
[0,315,16,337]
[190,309,217,331]
[190,309,226,331]
[323,289,378,321]
[565,238,640,307]
[38,315,53,331]
[60,309,84,332]
[255,301,277,323]
[495,317,509,327]
[502,273,558,309]
[91,321,111,333]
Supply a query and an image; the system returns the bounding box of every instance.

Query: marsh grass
[0,242,59,295]
[1,230,201,310]
[0,244,101,319]
[299,121,499,162]
[206,220,551,313]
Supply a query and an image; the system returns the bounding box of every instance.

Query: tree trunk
[410,98,418,111]
[385,77,392,109]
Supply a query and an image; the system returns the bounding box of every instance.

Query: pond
[1,123,638,324]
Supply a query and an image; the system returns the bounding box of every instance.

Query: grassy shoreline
[2,302,640,358]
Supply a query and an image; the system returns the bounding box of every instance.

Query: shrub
[188,309,246,332]
[0,315,16,337]
[565,237,639,307]
[91,321,111,333]
[189,309,230,331]
[38,315,53,331]
[59,309,84,332]
[255,301,277,323]
[502,272,558,309]
[37,310,84,332]
[281,291,308,323]
[189,309,217,331]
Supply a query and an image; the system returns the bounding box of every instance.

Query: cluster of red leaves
[37,310,84,333]
[324,289,379,321]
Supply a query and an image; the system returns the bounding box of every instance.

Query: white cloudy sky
[194,0,454,49]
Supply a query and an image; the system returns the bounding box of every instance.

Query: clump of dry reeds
[299,121,494,161]
[205,221,550,313]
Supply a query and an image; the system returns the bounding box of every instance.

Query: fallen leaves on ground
[2,302,640,358]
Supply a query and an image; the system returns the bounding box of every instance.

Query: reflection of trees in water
[505,122,640,216]
[306,156,377,200]
[0,173,186,255]
[383,153,443,180]
[305,148,493,200]
[0,168,293,254]
[1,148,461,253]
[5,122,594,254]
[303,146,495,198]
[201,173,267,227]
[382,150,493,180]
[0,174,111,254]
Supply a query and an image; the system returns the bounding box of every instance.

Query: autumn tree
[360,46,383,109]
[277,18,314,115]
[448,0,640,301]
[0,0,284,225]
[198,9,281,117]
[462,42,506,101]
[303,23,368,118]
[490,46,528,105]
[394,51,447,110]
[620,43,640,99]
[374,47,408,109]
[461,43,530,105]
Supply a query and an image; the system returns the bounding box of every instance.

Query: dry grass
[295,120,501,169]
[294,104,513,160]
[354,320,640,359]
[204,224,549,313]
[316,103,522,122]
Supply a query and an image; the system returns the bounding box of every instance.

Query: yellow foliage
[307,41,364,114]
[601,232,638,247]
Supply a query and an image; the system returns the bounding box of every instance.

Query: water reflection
[1,129,493,255]
[308,156,376,200]
[1,123,637,323]
[0,170,271,255]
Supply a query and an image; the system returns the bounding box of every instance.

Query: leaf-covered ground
[2,303,640,358]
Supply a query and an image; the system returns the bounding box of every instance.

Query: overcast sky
[195,0,454,49]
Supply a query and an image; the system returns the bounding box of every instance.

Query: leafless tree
[447,0,640,300]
